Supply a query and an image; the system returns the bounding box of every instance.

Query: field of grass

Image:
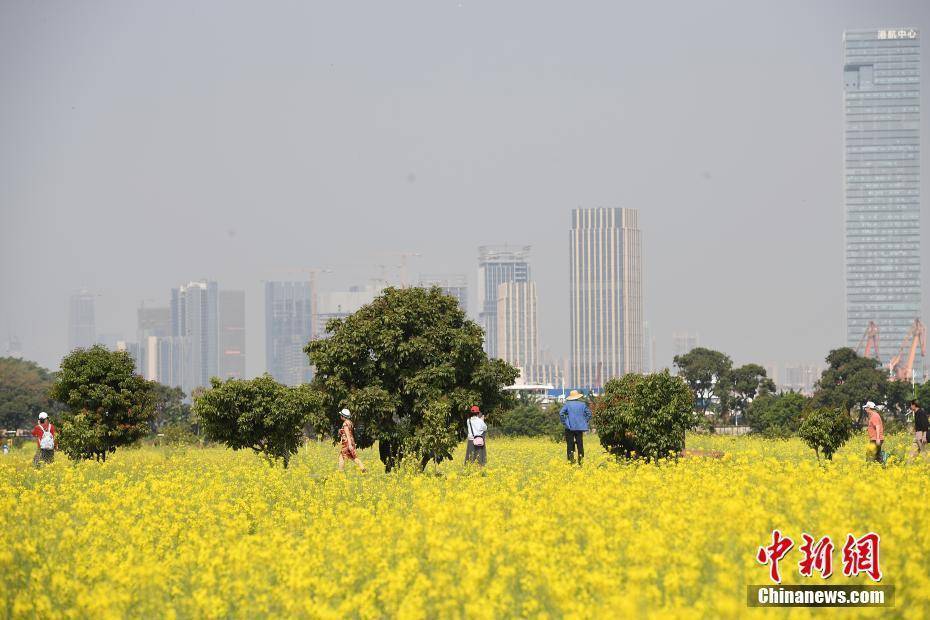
[2,432,929,618]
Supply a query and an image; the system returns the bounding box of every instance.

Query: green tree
[592,371,699,461]
[151,383,191,430]
[811,348,887,426]
[496,401,563,439]
[798,407,853,461]
[50,346,155,461]
[306,287,519,471]
[0,357,60,430]
[673,347,732,416]
[746,391,808,438]
[727,363,776,417]
[194,376,320,468]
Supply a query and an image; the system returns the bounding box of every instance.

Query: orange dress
[339,420,358,459]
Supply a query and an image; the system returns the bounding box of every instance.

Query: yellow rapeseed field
[2,433,929,619]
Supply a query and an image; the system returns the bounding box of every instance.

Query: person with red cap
[465,405,487,466]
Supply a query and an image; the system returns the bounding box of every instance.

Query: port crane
[887,319,926,382]
[855,321,881,361]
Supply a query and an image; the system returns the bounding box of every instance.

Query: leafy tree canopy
[746,391,808,438]
[593,371,699,461]
[673,347,732,414]
[194,375,320,467]
[151,383,191,430]
[729,364,776,411]
[0,357,60,430]
[496,401,563,440]
[811,348,887,422]
[306,287,519,471]
[798,407,853,461]
[50,346,155,461]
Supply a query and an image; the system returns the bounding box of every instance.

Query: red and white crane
[887,319,926,382]
[855,321,881,362]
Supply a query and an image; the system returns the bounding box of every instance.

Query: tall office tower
[496,281,539,383]
[171,280,218,393]
[68,289,96,350]
[844,28,921,357]
[265,282,315,386]
[477,246,531,357]
[569,208,643,389]
[419,274,469,314]
[218,290,246,381]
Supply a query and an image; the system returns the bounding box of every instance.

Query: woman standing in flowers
[338,408,366,472]
[465,405,487,466]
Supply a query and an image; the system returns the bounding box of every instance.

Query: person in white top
[465,405,487,466]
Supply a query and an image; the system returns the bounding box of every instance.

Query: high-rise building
[496,281,539,383]
[844,28,921,357]
[419,274,468,314]
[478,245,530,358]
[265,281,316,386]
[68,289,96,351]
[569,208,643,389]
[171,280,218,393]
[219,290,246,381]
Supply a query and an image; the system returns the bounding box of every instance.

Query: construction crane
[855,321,881,362]
[379,252,422,288]
[887,319,926,382]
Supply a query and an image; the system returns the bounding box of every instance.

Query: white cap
[864,401,876,409]
[340,408,351,419]
[38,411,48,420]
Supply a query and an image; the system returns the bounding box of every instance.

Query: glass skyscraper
[570,208,643,389]
[171,280,219,393]
[265,281,315,386]
[477,246,530,358]
[68,289,96,351]
[844,29,921,359]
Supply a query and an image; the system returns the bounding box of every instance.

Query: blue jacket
[560,400,591,431]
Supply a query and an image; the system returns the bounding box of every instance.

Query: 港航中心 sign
[877,29,918,40]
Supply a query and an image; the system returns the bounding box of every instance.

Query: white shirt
[466,415,487,440]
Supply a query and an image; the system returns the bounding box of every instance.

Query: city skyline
[3,2,929,378]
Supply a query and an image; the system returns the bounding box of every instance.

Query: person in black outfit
[911,400,928,454]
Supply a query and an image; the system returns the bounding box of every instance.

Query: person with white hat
[31,411,57,466]
[559,391,592,465]
[337,408,366,473]
[864,402,884,463]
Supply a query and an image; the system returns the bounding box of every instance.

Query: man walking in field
[865,402,884,463]
[911,400,928,454]
[31,411,57,466]
[560,391,591,465]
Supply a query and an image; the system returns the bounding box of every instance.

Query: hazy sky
[2,0,929,378]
